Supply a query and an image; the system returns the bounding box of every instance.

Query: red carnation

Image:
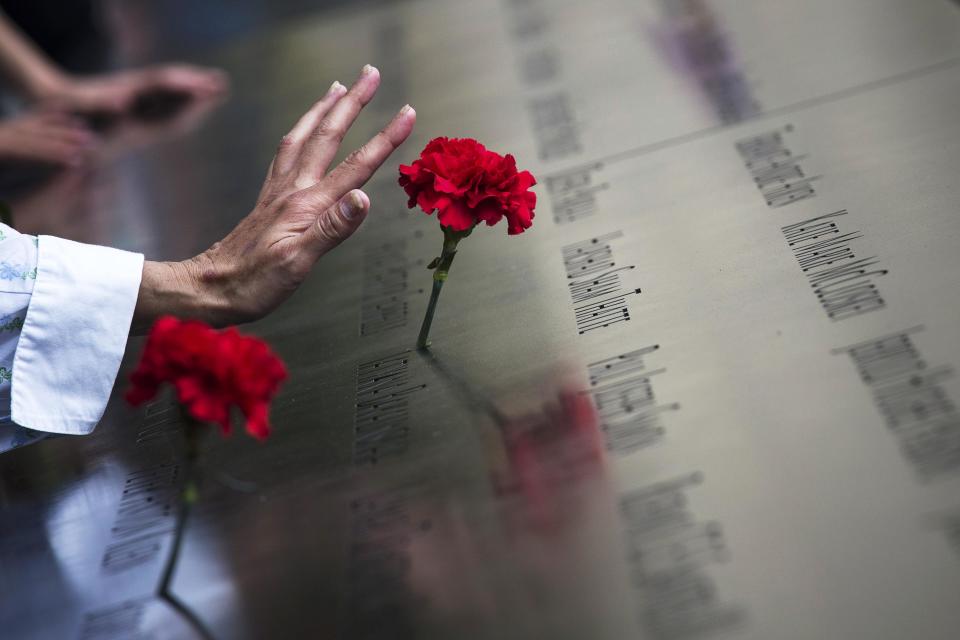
[126,316,287,440]
[398,137,538,349]
[399,137,537,235]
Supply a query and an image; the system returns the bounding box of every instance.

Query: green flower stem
[416,228,466,350]
[417,279,446,350]
[158,422,215,640]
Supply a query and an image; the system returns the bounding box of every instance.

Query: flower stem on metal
[158,425,215,640]
[416,226,469,350]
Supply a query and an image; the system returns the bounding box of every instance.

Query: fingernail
[329,80,345,94]
[339,191,364,220]
[400,104,414,116]
[361,64,378,76]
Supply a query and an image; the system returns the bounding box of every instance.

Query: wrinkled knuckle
[277,134,295,151]
[283,191,311,211]
[313,210,344,245]
[292,173,317,191]
[312,119,344,143]
[286,190,333,214]
[344,146,370,169]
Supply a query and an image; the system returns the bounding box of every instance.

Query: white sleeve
[0,224,39,452]
[8,231,143,437]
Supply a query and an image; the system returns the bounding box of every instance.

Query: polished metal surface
[3,0,960,638]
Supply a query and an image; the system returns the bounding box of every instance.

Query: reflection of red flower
[399,137,537,235]
[125,316,287,440]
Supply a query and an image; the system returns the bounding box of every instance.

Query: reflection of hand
[95,91,226,161]
[0,110,94,166]
[40,64,228,115]
[133,66,416,331]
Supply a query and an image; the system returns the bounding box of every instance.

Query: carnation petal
[437,199,476,231]
[433,175,467,195]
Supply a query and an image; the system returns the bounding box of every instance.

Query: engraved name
[134,396,180,444]
[737,126,818,208]
[585,344,679,455]
[834,327,960,478]
[519,46,560,85]
[527,91,582,162]
[344,486,431,639]
[782,209,888,321]
[621,472,745,637]
[99,463,178,575]
[78,598,149,640]
[562,231,641,334]
[360,241,423,336]
[353,351,426,466]
[546,163,608,225]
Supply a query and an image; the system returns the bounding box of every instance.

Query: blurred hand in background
[0,109,93,166]
[0,9,228,120]
[37,63,228,116]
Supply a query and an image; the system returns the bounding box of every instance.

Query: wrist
[133,259,225,333]
[27,68,71,101]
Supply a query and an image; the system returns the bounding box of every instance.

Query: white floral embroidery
[0,223,38,452]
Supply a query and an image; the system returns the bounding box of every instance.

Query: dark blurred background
[0,0,392,72]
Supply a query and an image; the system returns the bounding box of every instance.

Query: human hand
[40,64,228,116]
[134,65,416,331]
[0,110,94,166]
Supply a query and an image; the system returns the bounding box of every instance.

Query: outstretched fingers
[294,65,382,185]
[313,104,416,199]
[272,81,348,176]
[292,104,415,263]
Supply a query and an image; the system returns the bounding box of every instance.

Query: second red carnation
[126,316,287,440]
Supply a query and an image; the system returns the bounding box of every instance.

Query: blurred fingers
[41,121,95,146]
[154,65,229,95]
[22,136,91,166]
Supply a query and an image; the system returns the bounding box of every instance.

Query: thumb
[300,189,370,261]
